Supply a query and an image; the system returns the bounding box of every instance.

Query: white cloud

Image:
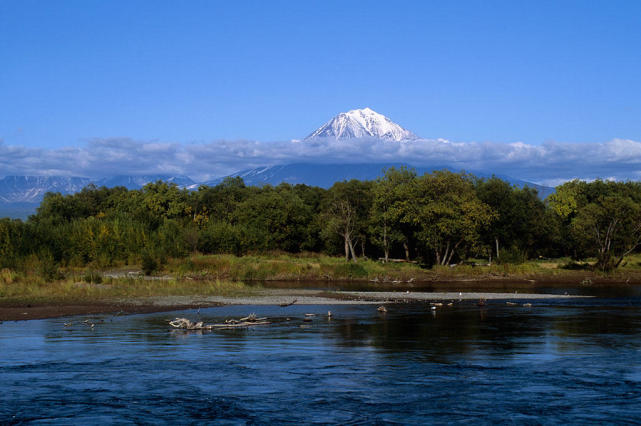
[2,137,641,186]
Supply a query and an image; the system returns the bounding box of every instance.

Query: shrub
[0,268,17,284]
[82,270,103,284]
[497,247,528,265]
[38,251,64,281]
[333,262,368,278]
[141,253,158,276]
[560,261,591,270]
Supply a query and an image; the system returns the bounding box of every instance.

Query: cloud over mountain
[2,136,641,186]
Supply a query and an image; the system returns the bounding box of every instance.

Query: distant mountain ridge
[0,176,93,203]
[96,175,195,190]
[0,108,554,219]
[208,163,555,197]
[0,175,196,204]
[0,163,554,218]
[0,175,196,219]
[0,166,553,219]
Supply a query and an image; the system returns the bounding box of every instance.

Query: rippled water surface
[2,295,641,424]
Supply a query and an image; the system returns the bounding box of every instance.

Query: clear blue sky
[2,0,641,148]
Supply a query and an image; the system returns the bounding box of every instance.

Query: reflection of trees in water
[551,307,641,352]
[326,305,641,361]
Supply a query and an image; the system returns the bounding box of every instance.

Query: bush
[38,251,64,281]
[141,253,158,276]
[333,262,368,278]
[560,261,591,270]
[0,268,17,284]
[198,222,242,255]
[497,247,528,265]
[82,270,103,284]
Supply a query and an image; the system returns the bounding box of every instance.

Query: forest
[1,167,641,277]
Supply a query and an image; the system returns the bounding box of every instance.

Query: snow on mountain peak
[305,108,419,141]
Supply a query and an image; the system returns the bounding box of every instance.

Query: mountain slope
[209,163,555,198]
[305,108,418,141]
[0,175,196,219]
[0,176,92,203]
[96,175,195,190]
[0,166,554,220]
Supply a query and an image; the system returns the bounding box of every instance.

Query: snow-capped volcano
[305,107,418,141]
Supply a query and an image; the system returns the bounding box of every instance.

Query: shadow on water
[254,279,641,298]
[327,303,641,361]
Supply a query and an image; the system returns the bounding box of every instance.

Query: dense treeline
[2,168,641,274]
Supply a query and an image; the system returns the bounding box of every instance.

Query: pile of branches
[169,313,270,330]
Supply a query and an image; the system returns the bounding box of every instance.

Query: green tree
[550,180,641,270]
[370,168,415,261]
[406,171,495,265]
[322,180,373,262]
[236,184,312,252]
[476,177,548,261]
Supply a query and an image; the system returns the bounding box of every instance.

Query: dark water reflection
[259,279,641,298]
[2,297,641,423]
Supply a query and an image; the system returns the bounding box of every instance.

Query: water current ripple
[1,298,641,423]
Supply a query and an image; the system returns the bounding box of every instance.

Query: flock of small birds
[374,294,535,315]
[62,310,124,329]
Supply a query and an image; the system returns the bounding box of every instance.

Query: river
[2,292,641,423]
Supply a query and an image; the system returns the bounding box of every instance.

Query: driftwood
[280,299,297,307]
[169,315,270,330]
[378,258,418,264]
[369,277,416,283]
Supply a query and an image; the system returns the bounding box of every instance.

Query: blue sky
[1,1,641,183]
[3,0,641,147]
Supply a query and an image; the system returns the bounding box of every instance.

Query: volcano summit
[305,107,418,141]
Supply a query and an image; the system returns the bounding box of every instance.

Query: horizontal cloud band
[1,137,640,186]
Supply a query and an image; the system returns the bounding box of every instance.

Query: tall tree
[370,167,416,261]
[406,171,495,265]
[322,180,373,262]
[476,177,547,260]
[549,180,641,270]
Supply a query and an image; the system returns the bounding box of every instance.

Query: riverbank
[162,253,641,285]
[2,253,638,321]
[0,289,591,321]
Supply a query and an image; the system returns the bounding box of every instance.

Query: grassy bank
[165,253,641,283]
[165,253,426,282]
[0,272,256,306]
[3,253,641,306]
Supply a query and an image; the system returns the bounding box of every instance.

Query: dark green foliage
[4,172,641,274]
[476,177,549,260]
[549,180,641,270]
[82,270,103,284]
[37,250,64,281]
[560,261,591,270]
[496,247,528,265]
[141,252,158,276]
[198,221,244,255]
[333,262,368,278]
